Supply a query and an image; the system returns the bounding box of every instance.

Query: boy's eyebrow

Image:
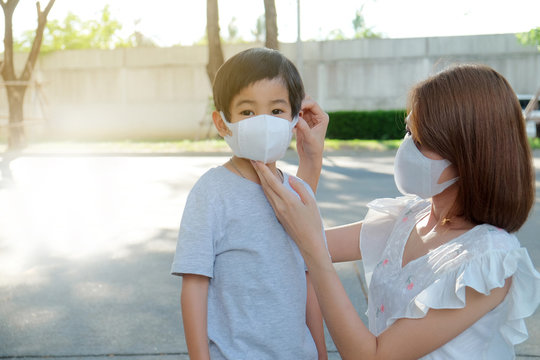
[234,99,256,107]
[234,98,289,106]
[270,99,289,105]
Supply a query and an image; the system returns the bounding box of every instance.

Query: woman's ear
[212,111,232,137]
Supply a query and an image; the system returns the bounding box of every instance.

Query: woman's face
[405,116,459,185]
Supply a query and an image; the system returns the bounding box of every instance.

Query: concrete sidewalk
[0,150,538,359]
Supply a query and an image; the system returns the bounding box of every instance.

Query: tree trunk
[264,0,278,50]
[0,0,55,150]
[206,0,224,85]
[6,85,26,149]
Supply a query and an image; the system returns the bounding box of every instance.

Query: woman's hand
[252,160,327,260]
[297,96,329,160]
[296,96,329,192]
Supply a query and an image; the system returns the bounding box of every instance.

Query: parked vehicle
[518,94,540,138]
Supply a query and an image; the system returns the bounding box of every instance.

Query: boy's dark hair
[212,47,305,121]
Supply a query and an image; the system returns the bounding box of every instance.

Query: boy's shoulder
[190,166,229,193]
[282,172,315,199]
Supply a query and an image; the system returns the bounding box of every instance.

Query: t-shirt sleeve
[170,179,218,278]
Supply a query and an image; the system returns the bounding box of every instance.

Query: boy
[171,48,327,359]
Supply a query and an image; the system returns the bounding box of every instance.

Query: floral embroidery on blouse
[406,275,414,290]
[402,208,414,222]
[377,258,389,268]
[376,304,385,317]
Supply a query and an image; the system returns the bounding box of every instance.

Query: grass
[7,139,403,154]
[0,137,538,154]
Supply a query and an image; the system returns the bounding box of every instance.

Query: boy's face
[213,78,293,136]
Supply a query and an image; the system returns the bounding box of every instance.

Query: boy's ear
[212,111,232,137]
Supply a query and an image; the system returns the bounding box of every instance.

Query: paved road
[0,149,538,359]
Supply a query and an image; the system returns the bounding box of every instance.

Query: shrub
[326,110,407,140]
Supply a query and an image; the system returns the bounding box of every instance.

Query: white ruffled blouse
[360,195,540,359]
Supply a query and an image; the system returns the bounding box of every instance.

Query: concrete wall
[1,34,539,140]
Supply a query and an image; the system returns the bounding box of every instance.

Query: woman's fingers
[288,175,312,206]
[301,95,329,130]
[252,161,290,199]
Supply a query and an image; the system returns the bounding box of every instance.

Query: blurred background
[0,1,539,358]
[0,0,540,145]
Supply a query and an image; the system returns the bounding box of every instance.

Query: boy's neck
[227,156,282,184]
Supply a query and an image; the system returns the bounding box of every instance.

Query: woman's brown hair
[407,64,535,232]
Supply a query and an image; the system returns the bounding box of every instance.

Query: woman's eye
[272,109,284,115]
[240,110,254,116]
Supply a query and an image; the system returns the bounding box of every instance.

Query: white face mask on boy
[220,111,298,164]
[393,134,458,199]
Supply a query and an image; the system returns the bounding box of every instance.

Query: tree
[13,5,145,53]
[264,0,278,49]
[227,16,240,42]
[517,27,540,50]
[1,0,55,150]
[206,0,224,85]
[252,15,265,43]
[352,7,381,39]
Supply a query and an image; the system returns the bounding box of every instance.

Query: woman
[252,64,540,359]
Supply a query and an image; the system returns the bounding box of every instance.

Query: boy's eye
[272,109,284,115]
[240,110,254,116]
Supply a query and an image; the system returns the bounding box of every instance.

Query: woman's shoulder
[401,224,540,346]
[460,224,520,255]
[366,195,429,218]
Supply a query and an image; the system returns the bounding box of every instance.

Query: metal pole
[296,0,303,77]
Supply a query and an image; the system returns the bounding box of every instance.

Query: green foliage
[530,137,540,148]
[352,7,382,39]
[13,5,137,53]
[326,110,407,140]
[517,27,540,50]
[252,15,265,42]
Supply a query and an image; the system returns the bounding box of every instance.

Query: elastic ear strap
[434,177,459,193]
[220,111,231,131]
[291,115,299,128]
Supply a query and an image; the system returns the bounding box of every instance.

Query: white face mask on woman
[221,111,298,164]
[393,134,458,199]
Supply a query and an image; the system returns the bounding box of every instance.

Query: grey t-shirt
[171,166,318,360]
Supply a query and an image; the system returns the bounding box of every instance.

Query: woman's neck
[429,185,473,231]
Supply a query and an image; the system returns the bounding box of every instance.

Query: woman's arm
[305,272,328,360]
[295,96,329,193]
[181,274,211,360]
[252,161,512,359]
[305,242,511,360]
[326,222,363,262]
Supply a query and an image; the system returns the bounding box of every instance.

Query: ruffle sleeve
[393,245,540,345]
[360,195,427,286]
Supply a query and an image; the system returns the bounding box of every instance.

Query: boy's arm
[181,274,211,360]
[306,271,328,360]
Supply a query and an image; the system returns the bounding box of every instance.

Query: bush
[326,110,407,140]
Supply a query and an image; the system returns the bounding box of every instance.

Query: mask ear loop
[291,115,299,128]
[430,158,459,195]
[219,111,234,136]
[220,111,231,126]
